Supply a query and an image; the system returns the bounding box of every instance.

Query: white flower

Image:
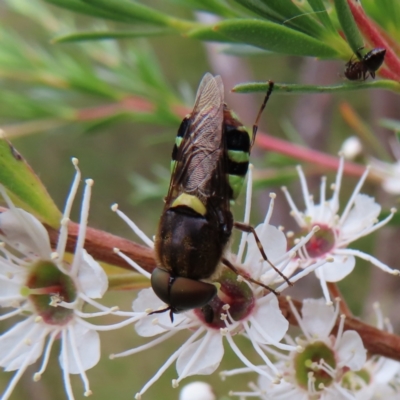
[0,158,139,400]
[225,298,367,400]
[281,156,398,303]
[112,166,324,399]
[343,303,400,400]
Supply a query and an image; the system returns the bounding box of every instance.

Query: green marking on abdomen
[228,174,245,200]
[228,150,249,163]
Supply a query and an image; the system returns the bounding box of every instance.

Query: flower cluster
[224,300,400,400]
[281,156,397,304]
[0,159,142,400]
[0,157,398,400]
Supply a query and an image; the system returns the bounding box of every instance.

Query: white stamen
[334,315,346,350]
[338,166,370,226]
[176,330,213,383]
[111,330,178,359]
[34,330,58,378]
[67,325,92,396]
[224,330,274,381]
[136,327,205,397]
[113,208,154,249]
[71,179,93,277]
[56,158,81,260]
[1,342,42,400]
[237,165,254,263]
[334,248,400,275]
[76,315,143,332]
[61,330,75,400]
[281,186,306,227]
[243,321,280,377]
[113,248,151,279]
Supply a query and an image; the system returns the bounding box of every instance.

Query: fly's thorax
[363,48,386,71]
[223,106,251,201]
[154,193,232,281]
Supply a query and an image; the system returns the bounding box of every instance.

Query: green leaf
[214,19,338,57]
[187,25,239,42]
[43,0,138,23]
[220,43,270,56]
[0,137,61,228]
[233,79,400,94]
[307,0,336,33]
[235,0,325,37]
[233,0,294,24]
[255,0,326,37]
[81,0,196,31]
[170,0,239,18]
[53,28,173,43]
[333,0,363,54]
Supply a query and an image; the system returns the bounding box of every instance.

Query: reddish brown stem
[44,222,400,362]
[46,222,157,273]
[327,282,353,317]
[255,132,367,178]
[348,0,400,80]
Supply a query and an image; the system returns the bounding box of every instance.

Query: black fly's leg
[234,221,293,286]
[222,257,279,296]
[251,80,274,147]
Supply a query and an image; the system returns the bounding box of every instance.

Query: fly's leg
[234,221,292,286]
[222,257,280,295]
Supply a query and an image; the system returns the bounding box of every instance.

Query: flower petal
[315,254,355,282]
[337,330,366,370]
[0,209,51,259]
[374,358,400,383]
[0,285,23,307]
[77,250,108,298]
[0,318,45,371]
[301,298,336,338]
[340,194,381,239]
[249,296,288,344]
[59,323,100,373]
[245,224,287,277]
[176,331,223,378]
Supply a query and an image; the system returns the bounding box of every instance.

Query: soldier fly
[344,47,386,81]
[151,73,288,321]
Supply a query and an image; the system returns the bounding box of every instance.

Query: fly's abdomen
[224,108,252,201]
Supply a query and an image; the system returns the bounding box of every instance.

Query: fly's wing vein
[165,74,225,205]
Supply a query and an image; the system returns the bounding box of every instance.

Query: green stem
[233,80,400,94]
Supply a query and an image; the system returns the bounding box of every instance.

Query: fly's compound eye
[151,267,217,313]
